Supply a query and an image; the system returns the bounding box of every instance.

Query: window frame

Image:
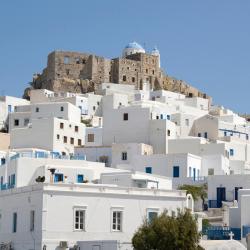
[121,152,127,161]
[111,207,124,232]
[73,206,87,231]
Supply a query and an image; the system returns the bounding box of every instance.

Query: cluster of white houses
[0,80,250,249]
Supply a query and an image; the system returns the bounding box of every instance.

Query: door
[217,187,226,208]
[235,187,243,201]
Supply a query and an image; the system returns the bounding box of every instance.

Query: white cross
[229,231,234,240]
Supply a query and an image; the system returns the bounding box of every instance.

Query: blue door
[173,166,179,178]
[54,173,64,182]
[235,187,243,201]
[217,187,226,208]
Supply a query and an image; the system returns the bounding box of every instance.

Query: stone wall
[24,50,210,101]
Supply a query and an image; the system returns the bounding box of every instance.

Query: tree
[132,209,204,250]
[178,184,207,208]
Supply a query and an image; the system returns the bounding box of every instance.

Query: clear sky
[0,1,249,113]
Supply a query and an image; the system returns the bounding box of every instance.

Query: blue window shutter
[145,167,152,174]
[230,149,234,156]
[173,166,180,178]
[77,174,84,183]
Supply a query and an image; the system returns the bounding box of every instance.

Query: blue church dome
[125,42,144,50]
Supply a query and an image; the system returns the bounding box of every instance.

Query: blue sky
[0,1,249,113]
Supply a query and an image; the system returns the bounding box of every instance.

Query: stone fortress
[24,42,210,100]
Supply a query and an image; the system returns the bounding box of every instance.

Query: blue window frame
[204,132,208,138]
[13,212,17,233]
[54,173,64,182]
[230,149,234,156]
[145,167,152,174]
[173,166,180,178]
[77,174,84,183]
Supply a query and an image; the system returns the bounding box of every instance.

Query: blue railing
[204,226,241,240]
[0,183,15,191]
[8,152,86,161]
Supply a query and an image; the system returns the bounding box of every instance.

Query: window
[14,119,19,126]
[87,134,94,142]
[78,139,82,146]
[123,113,128,121]
[60,106,64,111]
[146,69,148,73]
[121,152,127,161]
[224,131,227,136]
[56,134,60,140]
[30,210,35,232]
[97,101,100,106]
[198,133,201,137]
[8,105,12,113]
[152,70,155,75]
[64,56,70,64]
[63,136,67,143]
[132,77,135,83]
[70,137,74,145]
[11,174,15,186]
[185,119,189,126]
[112,211,122,231]
[54,173,64,182]
[74,208,86,231]
[167,130,171,136]
[77,174,84,183]
[13,212,17,233]
[204,132,208,139]
[208,168,214,175]
[93,106,96,111]
[122,75,126,81]
[35,107,39,112]
[147,209,158,223]
[167,115,170,120]
[60,123,64,129]
[145,167,152,174]
[75,126,79,132]
[24,118,29,126]
[173,166,180,178]
[0,158,5,165]
[230,149,234,156]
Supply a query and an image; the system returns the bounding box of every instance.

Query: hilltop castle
[24,42,210,100]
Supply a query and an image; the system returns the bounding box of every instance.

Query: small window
[35,107,39,112]
[230,149,234,156]
[87,134,94,142]
[208,168,214,175]
[74,209,86,231]
[75,126,79,132]
[198,133,201,137]
[185,119,189,126]
[167,130,171,136]
[152,70,155,75]
[56,134,60,140]
[64,56,70,64]
[147,210,158,223]
[8,105,12,113]
[146,69,148,73]
[167,115,170,120]
[93,106,96,111]
[60,106,64,111]
[121,152,127,161]
[30,210,35,232]
[123,113,128,121]
[132,77,135,83]
[204,132,208,139]
[78,139,82,146]
[70,137,74,145]
[54,173,64,182]
[145,167,152,174]
[173,166,180,178]
[77,174,84,183]
[60,123,64,129]
[13,212,17,233]
[97,101,100,106]
[14,119,19,126]
[112,211,122,231]
[24,118,29,126]
[63,136,67,143]
[122,75,126,81]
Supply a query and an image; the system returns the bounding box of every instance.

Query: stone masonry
[23,50,210,101]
